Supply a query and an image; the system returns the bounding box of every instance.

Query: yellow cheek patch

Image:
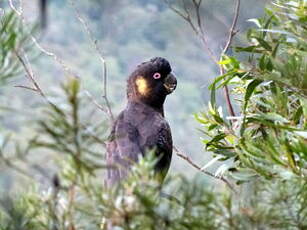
[135,76,148,95]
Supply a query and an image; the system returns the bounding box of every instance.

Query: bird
[106,57,177,186]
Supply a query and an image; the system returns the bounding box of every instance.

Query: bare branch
[166,0,189,20]
[219,0,241,118]
[9,0,114,122]
[163,0,242,182]
[13,49,63,110]
[222,0,241,55]
[69,0,115,123]
[192,0,203,33]
[84,90,108,113]
[9,0,76,77]
[9,0,21,16]
[14,49,47,99]
[14,85,38,92]
[173,146,237,193]
[164,0,217,64]
[164,0,241,118]
[30,37,76,76]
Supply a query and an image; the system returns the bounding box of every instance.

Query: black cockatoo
[106,57,177,186]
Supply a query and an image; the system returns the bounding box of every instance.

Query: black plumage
[106,57,177,186]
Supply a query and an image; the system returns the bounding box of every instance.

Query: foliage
[0,76,305,229]
[0,0,306,229]
[196,0,307,182]
[0,0,269,174]
[0,10,33,86]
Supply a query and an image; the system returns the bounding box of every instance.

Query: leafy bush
[0,1,306,229]
[197,0,307,182]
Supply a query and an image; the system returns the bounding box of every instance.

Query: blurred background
[0,0,270,190]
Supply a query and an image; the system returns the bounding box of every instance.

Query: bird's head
[127,57,177,109]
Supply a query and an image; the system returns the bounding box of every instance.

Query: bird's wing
[153,120,173,176]
[106,112,143,185]
[139,115,173,179]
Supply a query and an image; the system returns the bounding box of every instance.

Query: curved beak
[163,73,177,94]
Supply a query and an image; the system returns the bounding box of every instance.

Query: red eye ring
[153,72,161,79]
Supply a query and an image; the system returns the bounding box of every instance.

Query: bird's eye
[153,72,161,79]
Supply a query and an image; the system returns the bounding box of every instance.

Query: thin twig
[9,0,77,77]
[191,0,218,64]
[192,0,203,34]
[9,0,113,118]
[164,0,217,64]
[164,0,241,117]
[221,0,241,56]
[14,49,61,108]
[69,0,115,122]
[173,146,237,193]
[31,37,77,76]
[14,85,38,92]
[84,90,108,113]
[165,0,241,179]
[14,49,46,99]
[9,0,21,16]
[219,0,241,118]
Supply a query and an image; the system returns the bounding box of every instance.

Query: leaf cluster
[196,0,307,182]
[0,10,34,86]
[0,74,305,229]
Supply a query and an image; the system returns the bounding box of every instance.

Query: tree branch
[173,146,237,193]
[164,0,241,118]
[164,0,217,64]
[164,0,241,182]
[13,49,49,102]
[219,0,241,118]
[9,0,76,79]
[9,0,114,123]
[8,0,21,16]
[84,90,108,114]
[69,0,115,123]
[164,0,241,116]
[221,0,241,56]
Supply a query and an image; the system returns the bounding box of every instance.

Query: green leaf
[248,18,262,28]
[218,59,231,65]
[262,16,273,37]
[259,55,266,70]
[230,168,258,181]
[210,83,216,109]
[208,71,236,90]
[244,79,262,111]
[262,113,290,123]
[235,46,259,53]
[254,37,272,51]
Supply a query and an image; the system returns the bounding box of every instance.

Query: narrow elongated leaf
[244,79,262,111]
